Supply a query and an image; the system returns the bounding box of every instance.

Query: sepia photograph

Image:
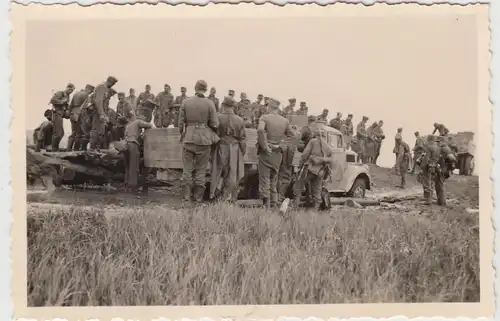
[10,2,493,317]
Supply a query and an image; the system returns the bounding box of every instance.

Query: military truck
[448,131,475,176]
[143,119,372,199]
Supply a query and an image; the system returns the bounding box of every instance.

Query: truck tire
[347,177,367,198]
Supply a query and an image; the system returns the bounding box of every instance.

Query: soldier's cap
[289,98,296,102]
[222,96,236,107]
[85,84,95,91]
[181,86,187,90]
[164,84,171,88]
[66,83,75,89]
[414,131,419,135]
[118,92,126,97]
[362,116,368,120]
[308,115,316,122]
[107,76,118,83]
[372,122,378,126]
[194,80,208,92]
[268,98,281,108]
[229,89,235,93]
[210,87,216,91]
[257,94,263,98]
[397,127,403,131]
[348,114,353,117]
[300,101,306,105]
[44,109,52,118]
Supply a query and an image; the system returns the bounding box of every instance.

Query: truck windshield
[328,133,343,148]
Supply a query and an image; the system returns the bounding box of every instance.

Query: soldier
[342,114,354,149]
[296,101,308,115]
[175,86,189,107]
[123,110,152,195]
[178,80,220,203]
[102,88,118,148]
[293,127,333,210]
[278,116,299,203]
[317,108,329,122]
[236,92,251,116]
[126,88,138,114]
[87,76,118,150]
[365,122,378,164]
[418,135,456,206]
[67,84,94,151]
[329,112,343,130]
[33,109,54,152]
[393,127,403,172]
[208,87,220,112]
[137,84,155,110]
[373,120,385,165]
[356,116,369,163]
[256,98,294,208]
[49,83,75,151]
[154,84,174,128]
[411,131,425,174]
[432,122,449,136]
[254,94,264,106]
[394,136,411,188]
[209,96,247,202]
[114,92,135,141]
[282,98,296,116]
[298,115,317,152]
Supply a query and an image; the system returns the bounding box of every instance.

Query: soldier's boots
[193,185,206,203]
[182,185,192,202]
[51,137,61,151]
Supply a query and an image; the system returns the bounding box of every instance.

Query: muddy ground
[27,164,479,219]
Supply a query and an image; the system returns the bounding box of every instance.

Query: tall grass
[27,202,479,306]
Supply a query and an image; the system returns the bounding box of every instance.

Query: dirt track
[27,164,479,218]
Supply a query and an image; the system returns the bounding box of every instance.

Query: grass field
[27,195,479,306]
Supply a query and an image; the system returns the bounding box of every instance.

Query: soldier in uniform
[137,85,155,108]
[282,98,296,116]
[209,96,247,202]
[178,80,220,203]
[114,92,135,141]
[394,136,411,188]
[236,92,251,116]
[411,131,425,174]
[256,98,294,208]
[175,86,189,108]
[33,109,54,152]
[208,87,220,113]
[355,116,369,163]
[298,115,317,152]
[373,120,385,165]
[49,83,75,151]
[432,123,449,136]
[293,127,333,210]
[154,84,174,128]
[126,88,138,115]
[329,112,343,130]
[418,135,456,206]
[342,114,354,149]
[67,84,94,150]
[102,88,118,148]
[88,76,118,150]
[317,108,329,123]
[393,127,403,172]
[123,110,152,195]
[296,101,308,115]
[278,117,299,203]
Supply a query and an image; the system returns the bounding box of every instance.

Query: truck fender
[345,170,371,191]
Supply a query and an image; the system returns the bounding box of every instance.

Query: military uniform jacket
[178,95,220,146]
[300,137,334,176]
[125,119,152,145]
[68,90,89,121]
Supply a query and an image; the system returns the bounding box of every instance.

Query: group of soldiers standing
[33,77,457,207]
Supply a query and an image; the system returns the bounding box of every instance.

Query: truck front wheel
[347,177,367,198]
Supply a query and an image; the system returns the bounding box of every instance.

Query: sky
[25,15,478,168]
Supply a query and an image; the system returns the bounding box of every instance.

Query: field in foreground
[27,172,479,306]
